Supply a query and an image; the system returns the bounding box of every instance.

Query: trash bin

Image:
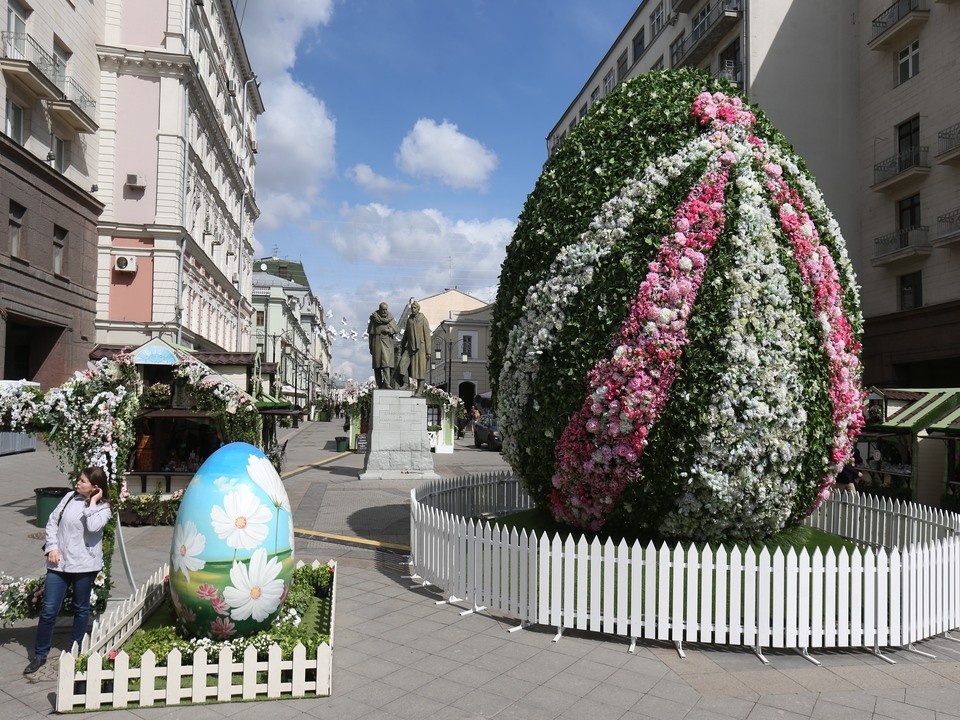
[335,436,349,452]
[35,486,72,528]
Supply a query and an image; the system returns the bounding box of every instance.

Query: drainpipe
[235,74,257,351]
[176,0,193,347]
[742,0,750,97]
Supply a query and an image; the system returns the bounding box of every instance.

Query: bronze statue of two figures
[367,301,431,395]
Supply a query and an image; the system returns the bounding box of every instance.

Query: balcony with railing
[674,0,743,68]
[0,31,97,133]
[48,76,98,133]
[937,122,960,164]
[934,208,960,248]
[872,226,932,266]
[869,0,929,51]
[715,59,743,87]
[0,31,60,100]
[673,0,699,14]
[872,145,930,192]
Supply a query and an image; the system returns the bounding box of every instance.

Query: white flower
[223,548,285,622]
[246,453,290,514]
[210,490,272,550]
[172,520,206,582]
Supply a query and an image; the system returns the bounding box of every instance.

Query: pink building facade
[95,0,262,353]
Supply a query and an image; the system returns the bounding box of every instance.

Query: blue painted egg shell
[169,442,294,639]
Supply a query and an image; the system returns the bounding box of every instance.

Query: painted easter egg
[490,68,864,543]
[169,442,294,639]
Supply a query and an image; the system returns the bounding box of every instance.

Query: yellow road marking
[294,527,410,552]
[281,452,352,478]
[282,452,411,551]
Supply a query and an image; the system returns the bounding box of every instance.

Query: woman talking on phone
[24,467,112,675]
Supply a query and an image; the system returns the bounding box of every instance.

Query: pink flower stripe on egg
[759,156,865,508]
[549,170,730,530]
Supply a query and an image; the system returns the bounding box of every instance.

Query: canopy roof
[870,388,960,436]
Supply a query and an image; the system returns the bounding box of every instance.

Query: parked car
[474,414,502,451]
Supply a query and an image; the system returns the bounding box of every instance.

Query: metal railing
[939,122,960,156]
[0,31,55,75]
[1,31,96,115]
[873,146,929,185]
[874,226,930,258]
[716,59,743,85]
[872,0,925,41]
[937,209,960,240]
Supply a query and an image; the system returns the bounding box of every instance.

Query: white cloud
[397,119,497,190]
[327,203,513,279]
[239,3,337,228]
[237,1,334,80]
[346,164,411,197]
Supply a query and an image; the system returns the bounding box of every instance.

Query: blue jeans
[33,570,98,660]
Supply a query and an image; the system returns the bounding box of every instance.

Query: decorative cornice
[97,46,194,79]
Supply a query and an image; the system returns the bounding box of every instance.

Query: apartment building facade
[95,0,262,354]
[253,257,332,404]
[1,0,104,387]
[857,0,960,386]
[547,0,960,387]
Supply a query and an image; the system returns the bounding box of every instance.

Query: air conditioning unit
[125,173,146,188]
[250,140,258,154]
[114,255,138,273]
[227,81,236,96]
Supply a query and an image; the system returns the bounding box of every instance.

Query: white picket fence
[56,560,336,712]
[410,473,960,656]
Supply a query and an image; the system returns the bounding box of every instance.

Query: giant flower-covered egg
[490,68,864,543]
[169,442,294,639]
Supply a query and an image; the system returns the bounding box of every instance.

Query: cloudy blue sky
[234,0,640,382]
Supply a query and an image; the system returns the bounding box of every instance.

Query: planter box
[56,560,336,712]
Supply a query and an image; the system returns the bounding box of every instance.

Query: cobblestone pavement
[2,420,960,719]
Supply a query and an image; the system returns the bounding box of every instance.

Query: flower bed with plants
[57,560,336,712]
[489,68,864,544]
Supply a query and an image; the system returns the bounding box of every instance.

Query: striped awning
[879,388,960,432]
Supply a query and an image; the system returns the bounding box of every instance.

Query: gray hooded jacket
[44,491,112,573]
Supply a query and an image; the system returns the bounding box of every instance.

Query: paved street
[3,420,960,718]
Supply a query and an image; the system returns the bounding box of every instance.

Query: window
[256,310,265,327]
[52,41,70,93]
[719,38,742,83]
[579,102,587,121]
[616,50,629,81]
[897,116,921,170]
[53,225,66,275]
[568,119,577,134]
[6,1,27,58]
[590,86,600,105]
[670,32,687,67]
[5,98,23,144]
[278,264,288,278]
[632,28,646,62]
[651,56,664,71]
[898,193,921,230]
[898,40,919,85]
[9,201,25,258]
[693,2,712,41]
[53,135,68,173]
[459,333,476,359]
[650,2,664,38]
[899,271,922,311]
[603,68,616,96]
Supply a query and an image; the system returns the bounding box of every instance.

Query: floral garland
[491,72,864,542]
[173,359,262,448]
[342,380,461,419]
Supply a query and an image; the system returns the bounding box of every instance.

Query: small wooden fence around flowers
[410,472,960,662]
[56,561,335,712]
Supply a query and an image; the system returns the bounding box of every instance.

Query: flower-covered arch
[490,69,864,542]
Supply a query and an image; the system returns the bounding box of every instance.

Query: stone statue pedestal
[359,389,440,481]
